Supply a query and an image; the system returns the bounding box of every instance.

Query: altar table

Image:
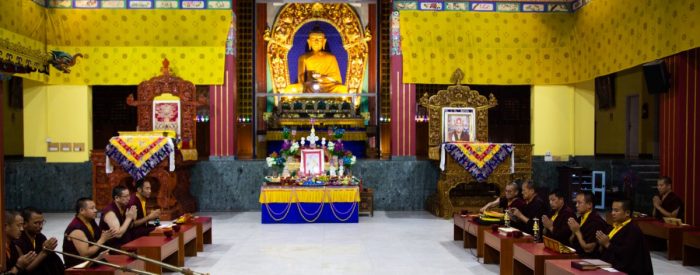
[453,213,490,257]
[483,230,533,275]
[259,186,360,223]
[150,224,198,266]
[636,219,700,260]
[512,243,578,275]
[683,231,700,266]
[122,236,181,274]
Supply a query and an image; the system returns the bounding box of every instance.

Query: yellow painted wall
[23,81,92,162]
[23,79,47,157]
[532,83,595,157]
[2,80,24,156]
[594,67,652,155]
[532,85,574,156]
[573,80,595,156]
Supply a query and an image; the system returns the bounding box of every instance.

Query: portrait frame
[300,149,325,176]
[442,107,476,143]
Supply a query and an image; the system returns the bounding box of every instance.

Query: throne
[263,3,371,124]
[420,69,533,218]
[90,59,202,219]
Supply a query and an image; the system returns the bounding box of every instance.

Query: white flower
[328,142,335,151]
[290,142,299,153]
[350,156,356,165]
[266,157,275,167]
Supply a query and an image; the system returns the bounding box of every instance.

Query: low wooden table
[483,230,533,275]
[636,219,699,260]
[453,213,468,248]
[190,216,212,252]
[65,255,145,275]
[512,243,578,275]
[150,224,198,266]
[545,259,626,275]
[683,231,700,266]
[122,236,181,274]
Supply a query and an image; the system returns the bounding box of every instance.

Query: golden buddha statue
[285,27,347,93]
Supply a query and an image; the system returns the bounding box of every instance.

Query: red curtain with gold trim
[659,48,700,225]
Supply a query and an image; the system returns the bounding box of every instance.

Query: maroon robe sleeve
[573,212,611,258]
[601,223,654,274]
[546,206,575,246]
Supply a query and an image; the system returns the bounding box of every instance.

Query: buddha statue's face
[307,32,326,52]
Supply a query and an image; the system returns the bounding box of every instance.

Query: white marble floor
[39,211,700,275]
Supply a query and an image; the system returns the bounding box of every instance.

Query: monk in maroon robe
[128,179,161,239]
[15,207,63,274]
[4,211,37,274]
[99,186,137,250]
[480,181,526,213]
[510,181,548,235]
[597,200,654,274]
[652,176,684,221]
[567,191,610,258]
[63,198,115,268]
[542,189,576,246]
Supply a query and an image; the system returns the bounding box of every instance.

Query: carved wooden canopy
[127,59,205,147]
[419,69,498,160]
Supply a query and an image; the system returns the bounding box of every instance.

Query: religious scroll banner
[105,135,175,181]
[440,143,514,182]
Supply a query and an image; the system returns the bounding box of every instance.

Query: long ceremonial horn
[65,234,208,275]
[47,249,157,275]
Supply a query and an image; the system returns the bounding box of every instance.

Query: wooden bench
[122,236,181,274]
[683,231,700,266]
[150,224,198,266]
[190,216,212,252]
[483,230,533,275]
[544,259,626,275]
[512,243,578,275]
[65,255,145,275]
[636,219,699,260]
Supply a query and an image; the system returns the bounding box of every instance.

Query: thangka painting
[442,107,476,143]
[153,98,181,136]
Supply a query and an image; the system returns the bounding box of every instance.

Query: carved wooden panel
[127,59,204,147]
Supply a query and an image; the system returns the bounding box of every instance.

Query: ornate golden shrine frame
[420,70,533,218]
[264,3,371,94]
[419,70,498,160]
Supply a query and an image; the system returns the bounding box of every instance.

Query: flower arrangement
[327,140,355,169]
[342,151,356,168]
[265,151,286,168]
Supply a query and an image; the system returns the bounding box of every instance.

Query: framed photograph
[442,107,476,143]
[300,149,325,176]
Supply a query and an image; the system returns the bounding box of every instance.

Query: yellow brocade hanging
[399,0,700,85]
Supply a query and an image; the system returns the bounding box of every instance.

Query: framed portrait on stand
[300,149,325,176]
[153,93,181,136]
[442,107,476,143]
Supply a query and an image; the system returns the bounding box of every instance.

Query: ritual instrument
[66,234,209,275]
[47,248,157,275]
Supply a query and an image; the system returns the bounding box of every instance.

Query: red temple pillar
[209,9,237,157]
[390,11,416,157]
